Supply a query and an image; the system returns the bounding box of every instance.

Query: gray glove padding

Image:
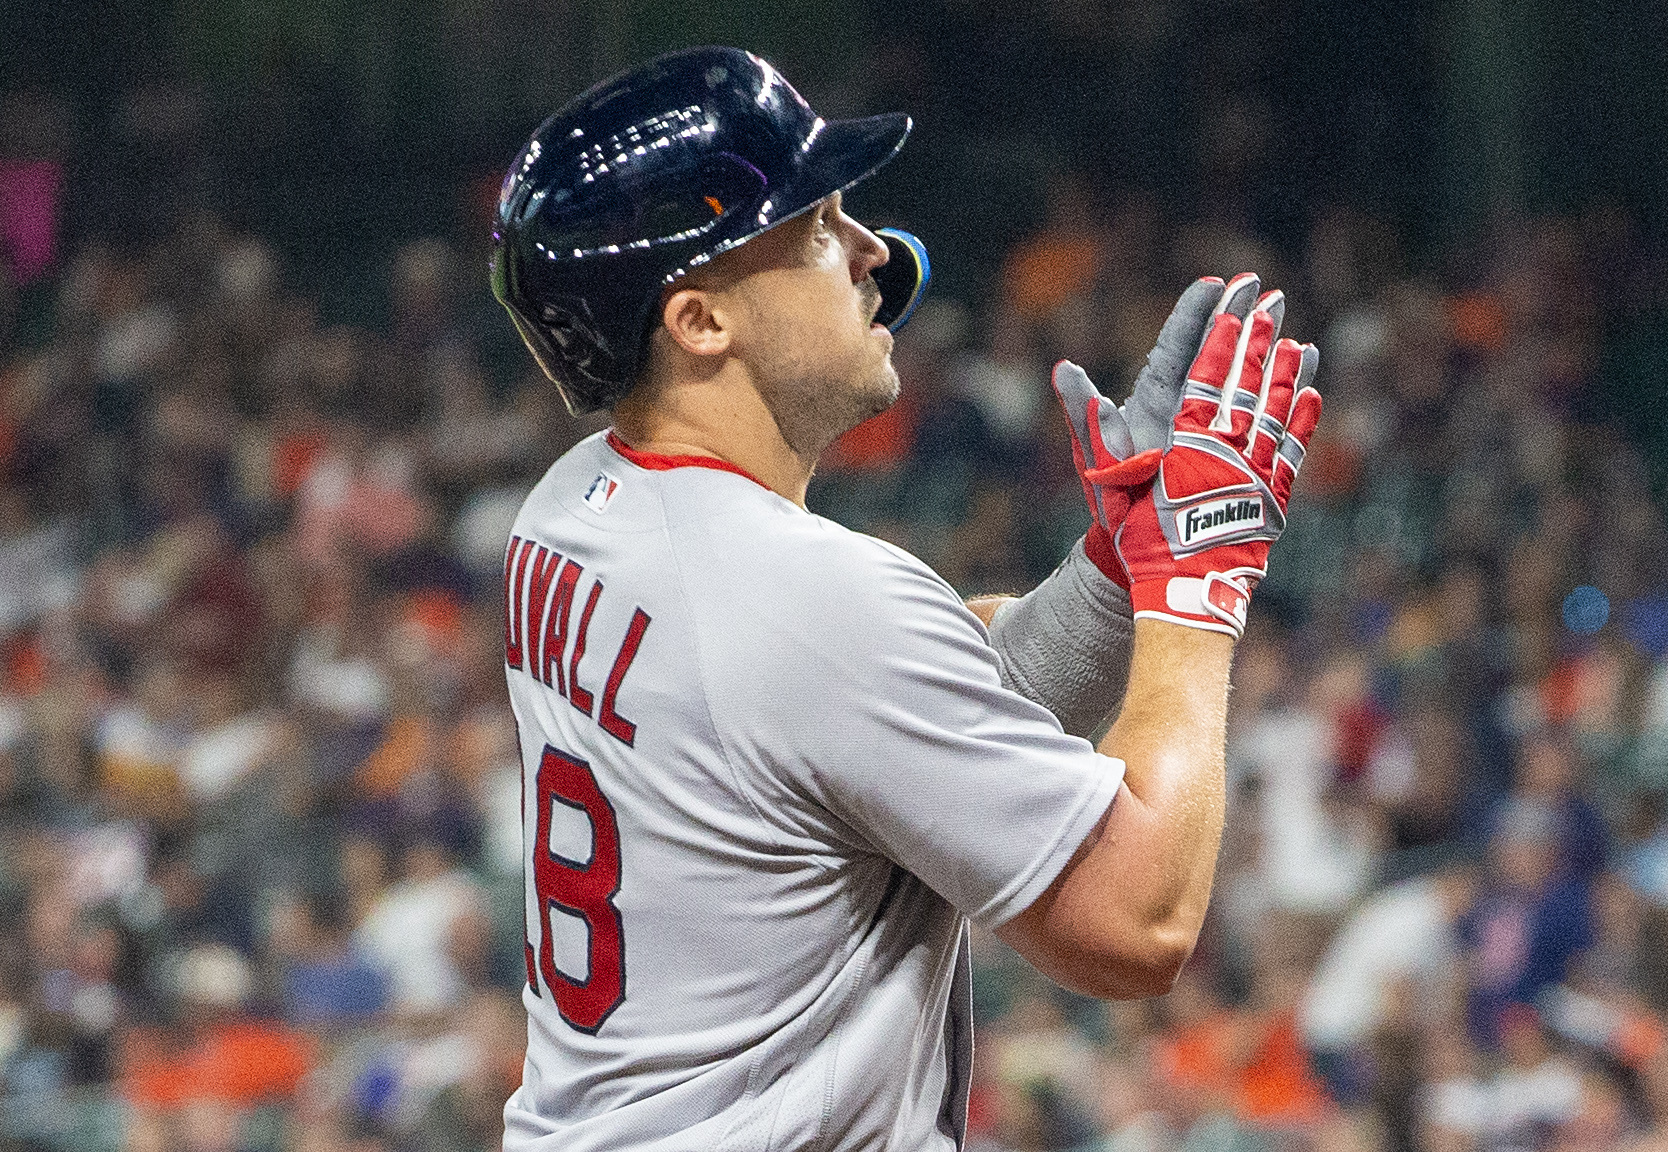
[1052,274,1265,470]
[987,537,1133,739]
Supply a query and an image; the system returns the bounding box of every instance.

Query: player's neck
[611,372,816,507]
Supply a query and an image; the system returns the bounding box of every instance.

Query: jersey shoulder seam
[649,490,790,841]
[813,518,974,618]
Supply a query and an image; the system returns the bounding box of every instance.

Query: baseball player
[488,46,1321,1151]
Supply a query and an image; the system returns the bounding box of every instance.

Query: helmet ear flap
[503,296,623,417]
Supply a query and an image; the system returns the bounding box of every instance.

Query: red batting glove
[1052,273,1261,588]
[1051,359,1155,591]
[1090,292,1322,637]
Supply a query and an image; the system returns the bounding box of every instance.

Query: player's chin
[862,361,902,416]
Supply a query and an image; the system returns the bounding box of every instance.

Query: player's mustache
[860,277,882,322]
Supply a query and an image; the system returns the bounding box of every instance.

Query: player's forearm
[994,619,1232,999]
[1095,618,1232,947]
[993,277,1318,1002]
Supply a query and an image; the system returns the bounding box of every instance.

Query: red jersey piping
[605,431,770,491]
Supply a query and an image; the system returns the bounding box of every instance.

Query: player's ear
[659,287,732,358]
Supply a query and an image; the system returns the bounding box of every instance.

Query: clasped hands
[1054,274,1322,638]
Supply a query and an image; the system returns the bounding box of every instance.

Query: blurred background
[5,2,1668,1150]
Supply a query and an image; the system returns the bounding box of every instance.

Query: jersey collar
[605,430,771,491]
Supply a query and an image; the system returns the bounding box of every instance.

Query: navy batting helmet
[490,46,928,415]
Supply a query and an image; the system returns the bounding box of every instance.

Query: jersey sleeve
[693,524,1124,929]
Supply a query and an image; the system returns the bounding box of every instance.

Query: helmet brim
[793,112,913,209]
[691,112,912,270]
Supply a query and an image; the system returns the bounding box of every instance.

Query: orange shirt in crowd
[1001,233,1102,321]
[355,714,435,799]
[1156,1007,1331,1128]
[121,1020,313,1108]
[822,392,918,474]
[1234,1011,1331,1126]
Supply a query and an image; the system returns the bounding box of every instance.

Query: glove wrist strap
[1129,572,1250,638]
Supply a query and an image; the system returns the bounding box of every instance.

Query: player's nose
[843,214,889,283]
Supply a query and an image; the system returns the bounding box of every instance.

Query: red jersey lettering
[598,609,651,747]
[569,579,604,716]
[525,547,563,675]
[543,561,582,694]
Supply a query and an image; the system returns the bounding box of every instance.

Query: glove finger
[1177,311,1244,433]
[1287,381,1323,447]
[1209,302,1278,444]
[1254,288,1286,337]
[1051,360,1100,462]
[1051,360,1102,514]
[1123,276,1225,452]
[1091,392,1136,460]
[1163,277,1227,347]
[1221,291,1284,440]
[1293,340,1320,394]
[1250,338,1303,475]
[1052,360,1129,529]
[1214,272,1261,322]
[1273,381,1323,509]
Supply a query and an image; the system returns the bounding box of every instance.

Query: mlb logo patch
[584,472,621,513]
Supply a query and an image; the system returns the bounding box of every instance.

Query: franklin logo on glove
[1178,497,1264,547]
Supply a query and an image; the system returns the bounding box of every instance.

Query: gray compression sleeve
[987,537,1134,739]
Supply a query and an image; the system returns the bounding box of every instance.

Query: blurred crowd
[934,189,1668,1151]
[6,105,1668,1152]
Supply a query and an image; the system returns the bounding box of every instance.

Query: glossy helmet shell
[491,46,913,415]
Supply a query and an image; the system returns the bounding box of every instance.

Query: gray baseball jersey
[500,430,1123,1151]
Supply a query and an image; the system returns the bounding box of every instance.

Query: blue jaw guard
[873,228,930,332]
